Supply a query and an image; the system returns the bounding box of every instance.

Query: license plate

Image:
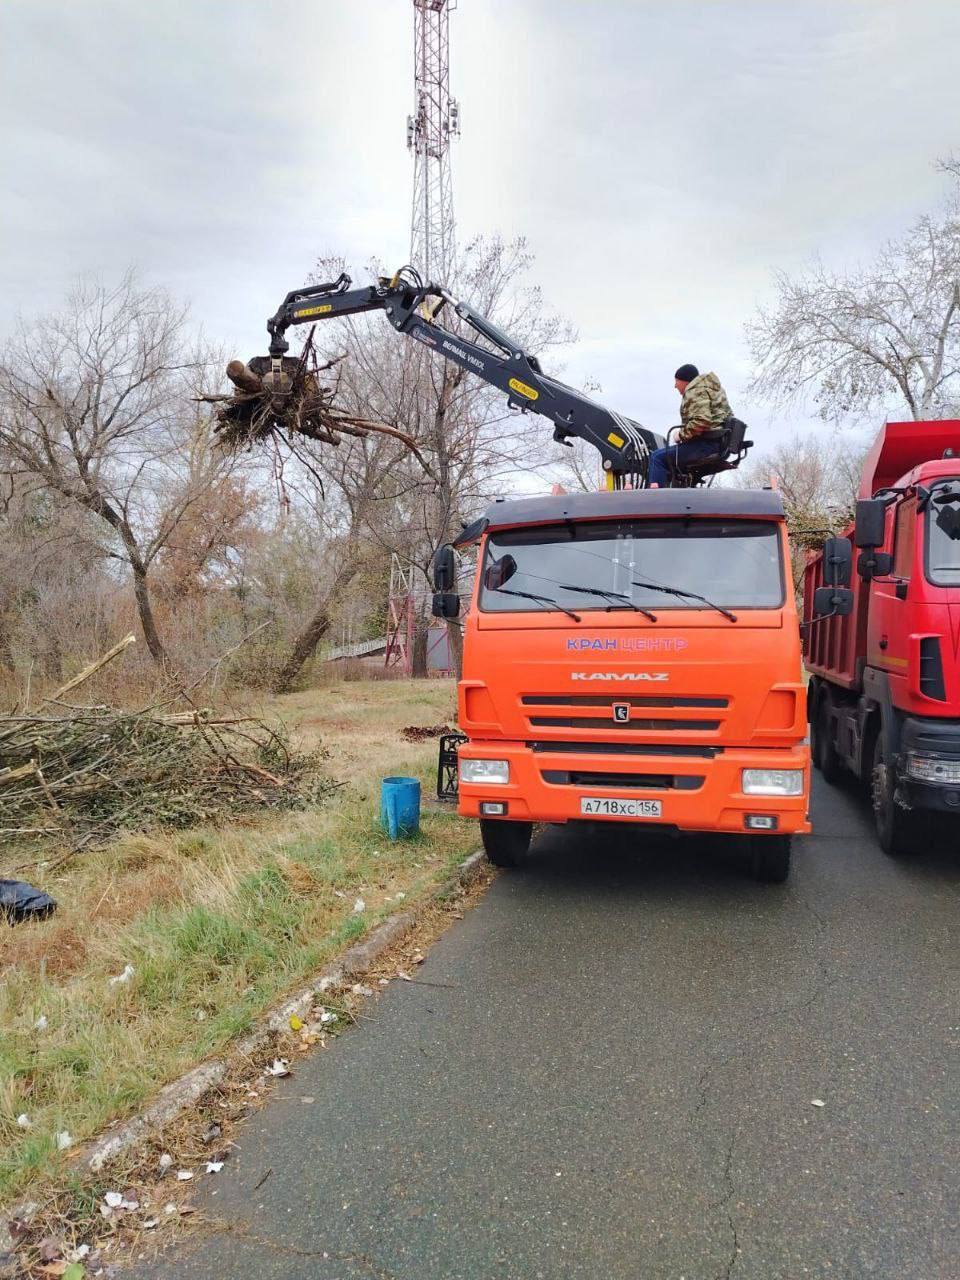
[580,796,662,819]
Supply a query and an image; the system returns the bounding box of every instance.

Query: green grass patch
[0,679,473,1204]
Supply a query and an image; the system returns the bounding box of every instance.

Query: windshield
[926,482,960,586]
[479,519,785,615]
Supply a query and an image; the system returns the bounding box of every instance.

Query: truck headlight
[904,754,960,785]
[460,758,510,785]
[742,768,804,797]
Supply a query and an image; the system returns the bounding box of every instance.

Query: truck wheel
[871,736,921,857]
[749,835,791,883]
[480,819,532,868]
[813,694,844,785]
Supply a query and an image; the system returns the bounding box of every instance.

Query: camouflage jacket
[679,372,732,440]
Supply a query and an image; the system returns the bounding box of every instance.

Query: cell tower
[407,0,461,281]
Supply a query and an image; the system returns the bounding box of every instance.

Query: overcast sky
[3,0,960,460]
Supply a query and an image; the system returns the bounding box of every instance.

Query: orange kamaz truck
[432,487,811,882]
[253,267,809,879]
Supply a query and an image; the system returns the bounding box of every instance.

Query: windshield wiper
[493,586,581,623]
[557,583,657,622]
[630,578,738,622]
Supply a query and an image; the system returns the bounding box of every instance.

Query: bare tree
[0,274,234,667]
[309,235,574,678]
[747,195,960,422]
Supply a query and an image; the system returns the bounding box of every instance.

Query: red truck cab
[804,420,960,853]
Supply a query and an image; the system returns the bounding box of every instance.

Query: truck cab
[805,420,960,854]
[436,487,810,882]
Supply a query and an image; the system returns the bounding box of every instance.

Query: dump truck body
[448,488,810,880]
[804,420,960,854]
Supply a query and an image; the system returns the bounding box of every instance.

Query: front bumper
[457,742,811,835]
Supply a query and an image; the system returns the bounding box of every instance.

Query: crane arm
[264,269,663,486]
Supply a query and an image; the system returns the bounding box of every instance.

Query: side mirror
[813,585,854,618]
[822,536,852,587]
[854,499,886,549]
[857,549,893,581]
[432,544,456,592]
[432,592,460,620]
[483,553,517,591]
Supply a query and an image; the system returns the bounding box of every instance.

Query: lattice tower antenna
[407,0,460,282]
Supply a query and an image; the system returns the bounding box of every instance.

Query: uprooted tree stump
[201,332,424,463]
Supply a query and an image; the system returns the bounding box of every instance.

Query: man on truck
[648,364,735,488]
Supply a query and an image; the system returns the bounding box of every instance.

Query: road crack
[209,1218,400,1279]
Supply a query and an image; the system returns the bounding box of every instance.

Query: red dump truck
[804,420,960,854]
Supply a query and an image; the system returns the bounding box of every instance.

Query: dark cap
[674,363,699,382]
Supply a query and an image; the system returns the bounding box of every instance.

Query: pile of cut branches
[202,331,422,461]
[0,634,338,855]
[0,705,336,852]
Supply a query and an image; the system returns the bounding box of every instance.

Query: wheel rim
[872,747,893,839]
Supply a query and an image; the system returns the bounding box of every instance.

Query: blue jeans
[647,438,719,488]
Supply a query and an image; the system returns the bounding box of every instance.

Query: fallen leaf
[38,1237,63,1263]
[63,1267,85,1280]
[289,1014,304,1032]
[38,1264,68,1277]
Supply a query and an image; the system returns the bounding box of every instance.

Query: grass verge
[1,679,471,1207]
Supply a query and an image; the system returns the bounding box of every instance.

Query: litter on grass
[0,878,57,924]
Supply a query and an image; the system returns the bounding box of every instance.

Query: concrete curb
[35,851,485,1187]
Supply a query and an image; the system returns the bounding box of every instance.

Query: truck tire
[748,834,791,883]
[871,735,922,857]
[813,692,844,785]
[480,818,532,868]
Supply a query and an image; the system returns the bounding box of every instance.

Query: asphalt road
[138,777,959,1280]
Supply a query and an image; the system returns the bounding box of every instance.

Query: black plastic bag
[0,879,57,924]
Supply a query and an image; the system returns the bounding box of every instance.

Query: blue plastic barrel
[380,776,421,840]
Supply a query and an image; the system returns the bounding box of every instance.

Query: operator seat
[677,417,753,485]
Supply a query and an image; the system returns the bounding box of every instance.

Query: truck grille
[521,693,726,736]
[528,741,721,758]
[528,716,720,731]
[541,769,704,790]
[522,695,728,709]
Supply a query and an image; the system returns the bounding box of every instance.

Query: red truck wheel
[748,835,792,883]
[813,694,844,785]
[871,736,922,857]
[480,819,532,868]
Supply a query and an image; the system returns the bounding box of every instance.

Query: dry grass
[0,679,470,1207]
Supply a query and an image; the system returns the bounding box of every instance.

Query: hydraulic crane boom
[264,267,663,487]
